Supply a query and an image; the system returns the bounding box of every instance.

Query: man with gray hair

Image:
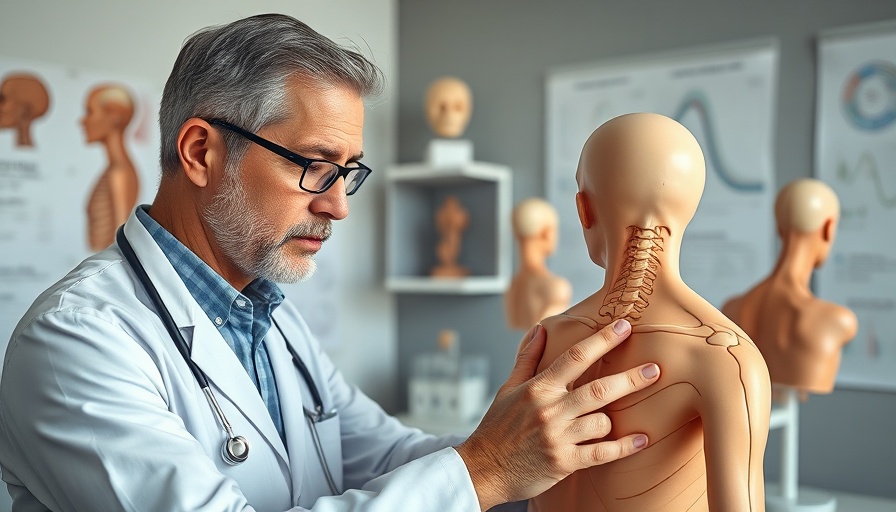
[0,14,659,511]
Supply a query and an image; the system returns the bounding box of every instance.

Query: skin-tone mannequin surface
[530,113,771,512]
[82,84,140,251]
[424,77,472,138]
[722,179,857,395]
[0,73,50,147]
[505,198,572,331]
[431,195,470,277]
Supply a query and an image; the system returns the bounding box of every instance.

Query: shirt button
[214,317,223,326]
[236,299,247,308]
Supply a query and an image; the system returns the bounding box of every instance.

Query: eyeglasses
[206,119,372,195]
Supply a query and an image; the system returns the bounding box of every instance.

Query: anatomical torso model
[530,113,771,512]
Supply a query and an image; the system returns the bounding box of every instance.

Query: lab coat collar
[120,212,291,469]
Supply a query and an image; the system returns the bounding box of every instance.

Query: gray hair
[158,13,385,175]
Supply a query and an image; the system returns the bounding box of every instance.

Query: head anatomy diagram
[425,76,472,138]
[575,112,706,268]
[774,178,840,266]
[82,84,135,144]
[0,73,51,147]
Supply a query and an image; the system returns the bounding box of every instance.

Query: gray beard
[203,171,331,284]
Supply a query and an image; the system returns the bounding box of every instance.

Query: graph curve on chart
[671,90,765,193]
[836,151,896,209]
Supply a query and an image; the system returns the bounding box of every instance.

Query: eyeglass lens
[302,162,366,195]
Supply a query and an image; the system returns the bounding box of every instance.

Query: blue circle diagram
[842,61,896,131]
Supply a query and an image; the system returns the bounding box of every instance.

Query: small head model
[82,84,135,144]
[0,73,51,147]
[575,112,706,268]
[512,198,560,255]
[424,76,472,138]
[774,178,840,267]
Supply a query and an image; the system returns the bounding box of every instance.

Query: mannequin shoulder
[806,300,858,340]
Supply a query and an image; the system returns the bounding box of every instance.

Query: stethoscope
[115,227,340,495]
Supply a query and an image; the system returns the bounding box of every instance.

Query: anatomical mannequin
[504,198,572,331]
[0,73,50,148]
[82,84,140,251]
[424,77,472,138]
[431,195,470,277]
[530,113,770,512]
[722,179,857,395]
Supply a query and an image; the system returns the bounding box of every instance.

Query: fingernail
[612,319,630,335]
[634,435,648,449]
[531,324,542,340]
[640,364,659,379]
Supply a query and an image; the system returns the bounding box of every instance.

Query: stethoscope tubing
[115,226,339,494]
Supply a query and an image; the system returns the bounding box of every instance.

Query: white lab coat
[0,212,480,511]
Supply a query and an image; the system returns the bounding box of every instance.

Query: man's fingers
[505,324,547,387]
[538,319,631,386]
[566,411,612,441]
[574,433,649,470]
[565,363,660,418]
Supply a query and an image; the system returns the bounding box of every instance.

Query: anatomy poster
[546,40,778,308]
[815,22,896,391]
[0,56,160,361]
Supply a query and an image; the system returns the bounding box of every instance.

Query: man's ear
[576,191,593,229]
[822,217,835,243]
[176,118,220,188]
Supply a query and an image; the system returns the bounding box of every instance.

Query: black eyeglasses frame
[205,118,371,196]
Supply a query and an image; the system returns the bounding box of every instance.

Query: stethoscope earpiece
[222,435,250,466]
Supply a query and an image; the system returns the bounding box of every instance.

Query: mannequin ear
[821,217,835,242]
[176,119,220,188]
[576,191,593,229]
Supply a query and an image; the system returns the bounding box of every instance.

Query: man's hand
[455,319,660,510]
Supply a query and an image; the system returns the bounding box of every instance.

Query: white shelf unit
[385,161,511,294]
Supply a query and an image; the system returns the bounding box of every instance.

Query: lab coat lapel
[120,213,290,467]
[265,321,306,501]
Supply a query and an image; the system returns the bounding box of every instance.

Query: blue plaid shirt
[136,206,287,445]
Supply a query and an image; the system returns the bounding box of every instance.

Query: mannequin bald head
[425,76,472,138]
[775,178,839,234]
[513,198,559,238]
[774,178,840,268]
[575,113,705,266]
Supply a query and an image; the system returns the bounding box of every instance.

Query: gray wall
[397,0,896,499]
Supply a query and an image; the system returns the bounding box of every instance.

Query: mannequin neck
[769,232,818,291]
[518,237,550,275]
[599,225,683,322]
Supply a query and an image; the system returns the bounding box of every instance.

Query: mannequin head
[575,113,705,268]
[81,84,135,144]
[774,178,840,267]
[512,198,560,256]
[424,77,472,138]
[0,74,50,147]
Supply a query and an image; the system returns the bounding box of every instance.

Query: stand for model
[766,386,836,512]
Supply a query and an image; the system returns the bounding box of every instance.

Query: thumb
[505,324,546,387]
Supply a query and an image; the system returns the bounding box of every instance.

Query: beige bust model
[424,77,472,138]
[530,113,770,512]
[82,84,140,251]
[430,195,470,277]
[0,73,50,148]
[504,198,572,331]
[722,179,857,395]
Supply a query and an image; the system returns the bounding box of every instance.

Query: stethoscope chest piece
[223,435,250,466]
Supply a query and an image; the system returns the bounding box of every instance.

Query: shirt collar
[135,205,284,326]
